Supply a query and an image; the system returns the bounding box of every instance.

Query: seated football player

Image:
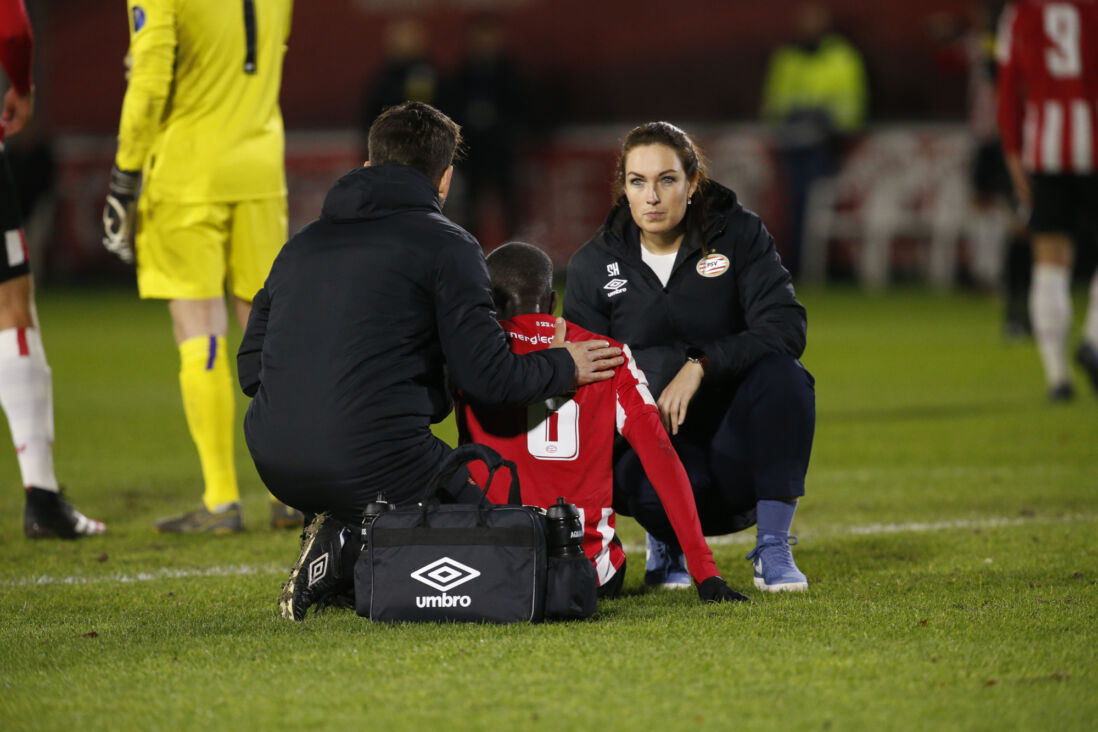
[457,242,748,603]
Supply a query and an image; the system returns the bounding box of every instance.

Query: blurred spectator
[443,14,526,244]
[361,18,439,153]
[761,3,868,278]
[931,2,1031,336]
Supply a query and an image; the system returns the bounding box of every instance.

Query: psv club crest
[696,253,729,278]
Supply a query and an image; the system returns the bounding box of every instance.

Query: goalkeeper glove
[697,576,750,604]
[102,165,141,264]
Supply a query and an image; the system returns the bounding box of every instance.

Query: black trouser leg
[254,436,456,526]
[1005,232,1032,330]
[709,354,815,503]
[781,145,836,278]
[614,439,718,548]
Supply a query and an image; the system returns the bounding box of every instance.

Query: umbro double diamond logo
[604,278,628,298]
[307,552,329,587]
[410,557,481,592]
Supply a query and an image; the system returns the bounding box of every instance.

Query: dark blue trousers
[780,143,837,277]
[614,355,816,545]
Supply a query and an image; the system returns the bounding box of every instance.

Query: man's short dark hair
[486,242,554,314]
[367,101,463,183]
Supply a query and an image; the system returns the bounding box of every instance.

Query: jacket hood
[599,179,740,250]
[321,164,442,223]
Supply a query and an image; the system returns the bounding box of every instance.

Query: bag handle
[427,443,522,506]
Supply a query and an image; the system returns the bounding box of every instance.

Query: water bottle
[544,497,584,558]
[360,493,396,552]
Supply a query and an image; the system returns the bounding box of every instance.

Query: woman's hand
[657,361,704,435]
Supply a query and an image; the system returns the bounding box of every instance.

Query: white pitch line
[838,515,1085,535]
[7,514,1095,587]
[8,563,285,587]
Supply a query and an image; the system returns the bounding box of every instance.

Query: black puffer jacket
[240,164,573,502]
[563,181,806,410]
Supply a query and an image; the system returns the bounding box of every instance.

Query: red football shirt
[997,0,1098,173]
[457,314,719,586]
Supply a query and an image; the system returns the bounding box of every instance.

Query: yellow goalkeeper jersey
[116,0,293,203]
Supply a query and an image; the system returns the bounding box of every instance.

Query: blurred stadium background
[19,0,1094,287]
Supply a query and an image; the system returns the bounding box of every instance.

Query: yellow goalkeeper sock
[178,335,239,511]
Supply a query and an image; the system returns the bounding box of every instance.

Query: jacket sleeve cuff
[541,347,575,395]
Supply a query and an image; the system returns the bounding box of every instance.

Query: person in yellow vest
[761,2,868,277]
[101,0,302,533]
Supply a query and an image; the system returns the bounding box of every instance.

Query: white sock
[1029,264,1072,387]
[0,327,57,490]
[1083,268,1098,348]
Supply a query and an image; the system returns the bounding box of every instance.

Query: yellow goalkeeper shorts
[135,196,287,302]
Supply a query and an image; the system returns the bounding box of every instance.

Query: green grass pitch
[1,285,1095,730]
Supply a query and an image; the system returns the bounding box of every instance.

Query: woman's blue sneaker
[746,535,808,592]
[643,532,691,589]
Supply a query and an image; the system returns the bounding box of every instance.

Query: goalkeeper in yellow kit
[102,0,301,532]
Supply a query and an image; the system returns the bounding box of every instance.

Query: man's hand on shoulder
[550,317,623,386]
[697,575,751,604]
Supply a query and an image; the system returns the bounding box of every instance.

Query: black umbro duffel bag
[355,444,595,623]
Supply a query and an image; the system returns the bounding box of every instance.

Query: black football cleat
[278,513,351,621]
[1048,382,1075,403]
[24,486,106,539]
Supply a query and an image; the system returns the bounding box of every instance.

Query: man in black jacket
[238,102,622,620]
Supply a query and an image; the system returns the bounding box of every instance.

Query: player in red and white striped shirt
[997,0,1098,399]
[457,242,746,603]
[0,0,105,537]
